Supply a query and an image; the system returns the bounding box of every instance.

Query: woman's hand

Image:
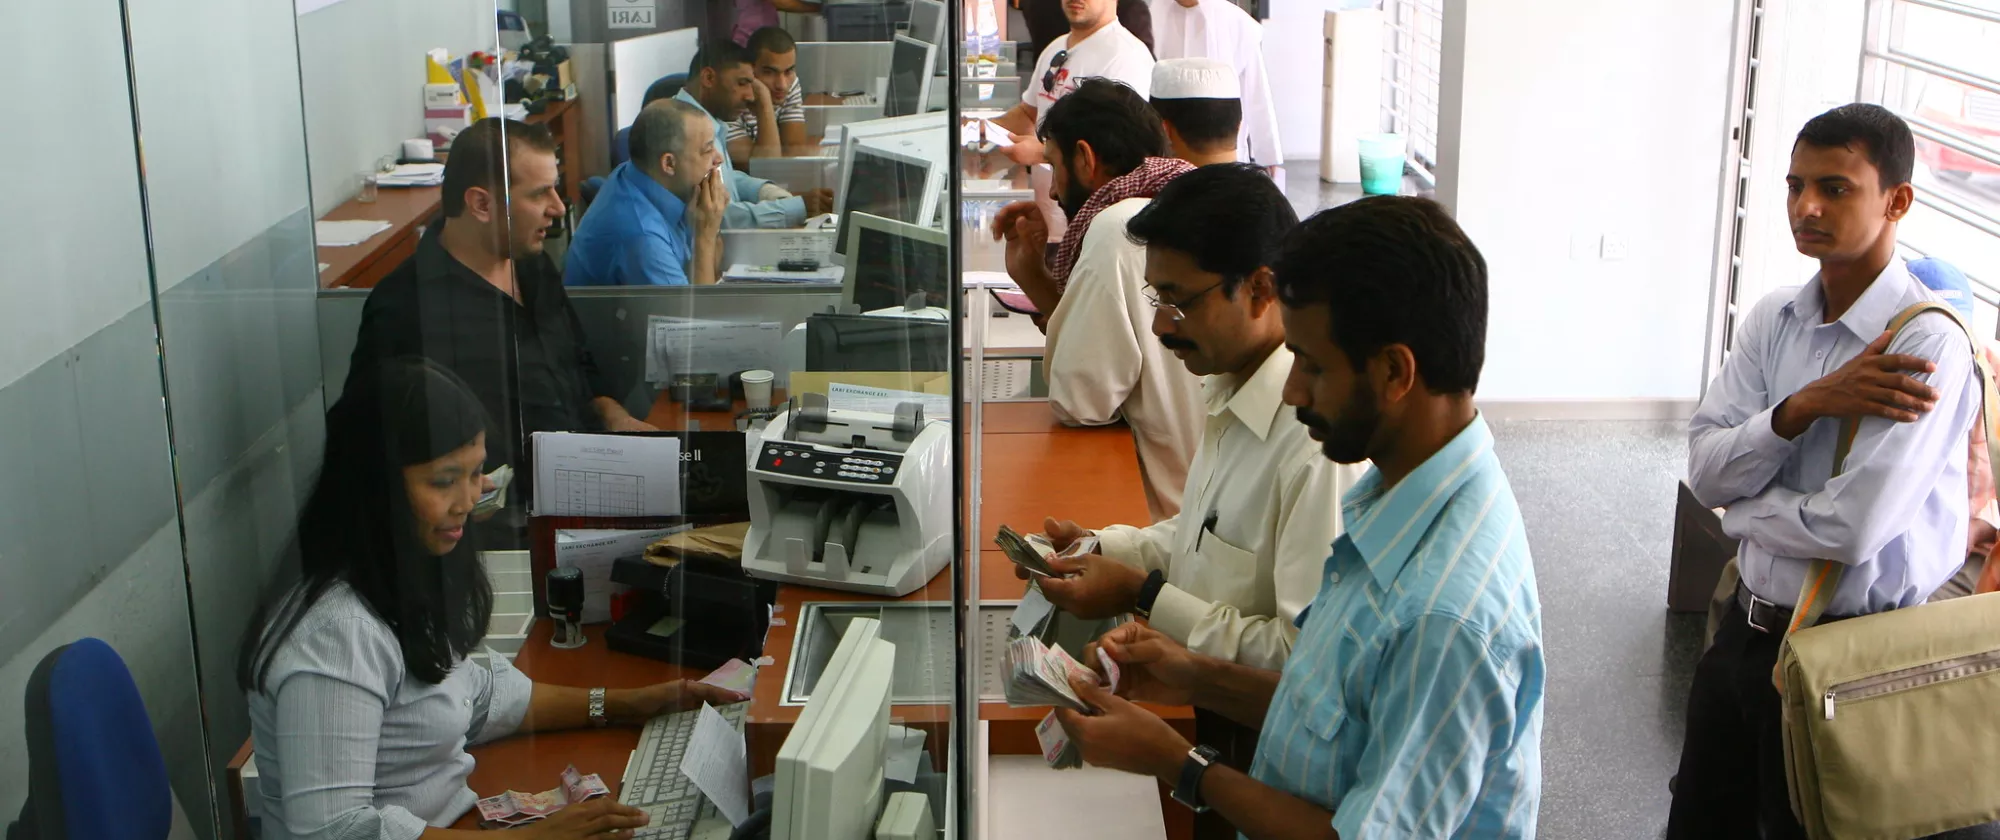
[613,679,750,722]
[523,799,650,840]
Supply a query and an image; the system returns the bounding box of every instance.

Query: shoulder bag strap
[1774,302,2000,690]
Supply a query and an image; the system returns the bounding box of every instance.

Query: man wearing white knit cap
[1149,0,1283,170]
[1151,57,1244,167]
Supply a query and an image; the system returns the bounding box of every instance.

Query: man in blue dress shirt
[1668,105,1984,838]
[566,99,729,286]
[1056,195,1544,840]
[676,39,833,230]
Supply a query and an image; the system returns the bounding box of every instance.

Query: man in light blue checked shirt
[1057,196,1544,840]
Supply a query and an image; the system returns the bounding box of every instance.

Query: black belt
[1736,583,1858,634]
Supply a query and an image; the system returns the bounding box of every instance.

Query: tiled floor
[1283,163,1702,838]
[1492,419,1703,840]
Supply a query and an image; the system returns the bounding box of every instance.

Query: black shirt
[343,226,616,491]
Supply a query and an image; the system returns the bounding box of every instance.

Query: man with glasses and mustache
[991,0,1157,166]
[1049,195,1545,840]
[994,79,1203,522]
[1017,164,1363,673]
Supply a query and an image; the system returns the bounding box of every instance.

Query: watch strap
[588,687,609,727]
[1135,569,1168,618]
[1172,744,1221,812]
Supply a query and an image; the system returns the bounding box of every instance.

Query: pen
[1197,510,1219,551]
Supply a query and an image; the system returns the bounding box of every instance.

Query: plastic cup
[741,370,775,410]
[1357,133,1406,196]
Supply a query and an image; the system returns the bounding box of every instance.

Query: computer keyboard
[841,94,878,106]
[622,701,750,840]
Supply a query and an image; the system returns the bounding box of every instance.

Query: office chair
[583,74,688,207]
[5,638,173,840]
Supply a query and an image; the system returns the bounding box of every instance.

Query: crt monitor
[885,36,936,118]
[774,617,895,840]
[805,314,952,373]
[844,212,951,312]
[833,143,935,257]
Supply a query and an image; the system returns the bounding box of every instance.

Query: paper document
[1010,584,1055,636]
[315,220,392,247]
[679,704,751,826]
[376,163,446,187]
[962,271,1020,290]
[530,433,683,517]
[883,725,928,784]
[722,264,845,284]
[827,383,951,421]
[556,526,690,623]
[647,317,784,385]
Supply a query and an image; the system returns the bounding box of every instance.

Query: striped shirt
[726,76,806,143]
[1250,415,1544,839]
[246,583,534,840]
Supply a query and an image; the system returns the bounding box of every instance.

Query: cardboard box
[423,82,462,109]
[425,104,472,148]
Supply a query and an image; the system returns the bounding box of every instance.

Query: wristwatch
[588,687,609,727]
[1134,569,1168,619]
[1173,744,1222,812]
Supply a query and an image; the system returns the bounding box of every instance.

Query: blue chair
[582,74,687,207]
[6,639,172,840]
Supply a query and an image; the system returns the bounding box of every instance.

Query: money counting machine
[743,393,950,596]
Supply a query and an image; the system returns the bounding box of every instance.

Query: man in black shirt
[342,118,656,540]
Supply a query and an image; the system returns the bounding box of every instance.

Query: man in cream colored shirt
[1022,163,1360,669]
[1149,0,1282,169]
[996,80,1205,522]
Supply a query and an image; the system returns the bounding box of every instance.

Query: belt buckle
[1747,593,1779,634]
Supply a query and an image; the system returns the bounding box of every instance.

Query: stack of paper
[1006,637,1101,769]
[376,163,446,187]
[315,220,392,247]
[721,264,845,284]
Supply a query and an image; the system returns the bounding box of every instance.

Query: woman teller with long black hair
[239,358,743,840]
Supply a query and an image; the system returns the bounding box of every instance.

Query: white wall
[1444,0,1736,402]
[0,0,156,391]
[296,0,499,215]
[126,0,315,290]
[1263,0,1344,164]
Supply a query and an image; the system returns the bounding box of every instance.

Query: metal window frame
[1701,0,1767,393]
[1381,0,1443,180]
[1858,0,2000,336]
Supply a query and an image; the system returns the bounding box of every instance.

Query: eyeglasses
[1142,280,1229,322]
[1040,50,1070,94]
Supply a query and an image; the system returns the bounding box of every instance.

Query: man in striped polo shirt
[1057,196,1545,839]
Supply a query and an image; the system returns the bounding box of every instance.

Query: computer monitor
[774,617,895,840]
[885,36,937,118]
[908,0,946,45]
[907,0,948,74]
[609,27,700,131]
[844,212,951,313]
[805,314,952,372]
[832,139,942,259]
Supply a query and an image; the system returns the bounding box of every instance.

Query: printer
[743,393,950,596]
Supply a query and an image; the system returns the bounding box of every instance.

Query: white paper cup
[741,370,775,410]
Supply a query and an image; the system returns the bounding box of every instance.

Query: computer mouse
[804,213,839,230]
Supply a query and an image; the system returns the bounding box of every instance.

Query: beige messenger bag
[1776,301,2000,840]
